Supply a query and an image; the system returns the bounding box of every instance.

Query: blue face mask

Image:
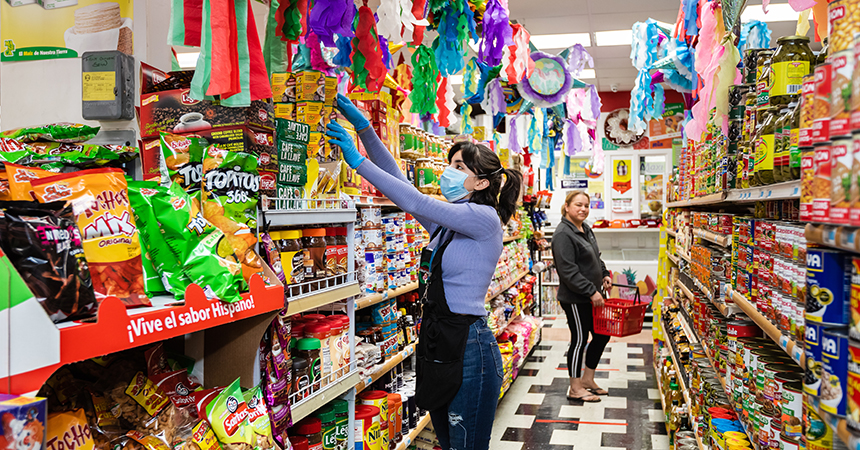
[439,166,473,202]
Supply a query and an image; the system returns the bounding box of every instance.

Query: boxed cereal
[0,395,47,450]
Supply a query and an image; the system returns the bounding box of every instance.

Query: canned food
[359,391,389,450]
[851,35,860,131]
[780,433,800,450]
[851,134,860,225]
[805,395,836,450]
[363,227,384,251]
[801,147,816,221]
[830,51,855,137]
[361,206,382,227]
[801,74,817,147]
[813,143,833,221]
[828,0,860,54]
[806,321,824,395]
[781,380,804,438]
[821,326,849,416]
[354,404,381,450]
[847,339,860,432]
[806,249,852,324]
[813,63,833,144]
[831,137,854,224]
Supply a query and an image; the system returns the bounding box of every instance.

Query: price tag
[779,335,789,350]
[766,190,773,198]
[792,187,799,196]
[792,346,804,364]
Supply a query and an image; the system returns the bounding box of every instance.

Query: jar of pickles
[771,36,814,106]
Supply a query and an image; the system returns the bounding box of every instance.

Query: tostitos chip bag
[159,132,206,194]
[205,379,253,450]
[5,163,56,201]
[31,168,151,308]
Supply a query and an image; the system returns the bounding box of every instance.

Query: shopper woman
[552,190,612,402]
[327,94,522,450]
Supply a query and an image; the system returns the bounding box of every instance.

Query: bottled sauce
[279,229,305,290]
[302,228,327,283]
[771,35,814,106]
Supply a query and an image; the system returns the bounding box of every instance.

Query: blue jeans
[429,317,504,450]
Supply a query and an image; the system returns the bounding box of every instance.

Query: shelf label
[792,346,804,364]
[779,335,789,351]
[792,187,799,196]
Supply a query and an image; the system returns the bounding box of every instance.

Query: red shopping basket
[593,283,648,337]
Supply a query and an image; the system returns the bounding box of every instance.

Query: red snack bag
[30,168,151,307]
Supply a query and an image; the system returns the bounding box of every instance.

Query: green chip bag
[184,228,245,303]
[0,122,99,143]
[205,379,253,450]
[242,386,275,450]
[159,132,207,194]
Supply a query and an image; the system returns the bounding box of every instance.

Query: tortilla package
[205,379,253,450]
[0,200,98,322]
[5,163,56,200]
[30,168,151,307]
[128,180,193,298]
[158,133,206,194]
[1,123,100,143]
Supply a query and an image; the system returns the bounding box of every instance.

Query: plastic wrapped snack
[1,123,99,143]
[158,132,206,194]
[205,379,253,450]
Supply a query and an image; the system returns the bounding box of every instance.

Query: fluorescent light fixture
[741,3,806,22]
[530,33,591,49]
[176,52,200,69]
[576,69,596,79]
[449,74,464,85]
[594,30,633,46]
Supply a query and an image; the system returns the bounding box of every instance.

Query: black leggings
[561,302,611,378]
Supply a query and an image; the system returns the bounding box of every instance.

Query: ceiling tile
[587,0,679,15]
[588,46,633,59]
[517,16,593,36]
[509,0,590,19]
[593,57,636,69]
[587,11,679,30]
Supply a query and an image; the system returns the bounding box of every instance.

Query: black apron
[415,227,482,411]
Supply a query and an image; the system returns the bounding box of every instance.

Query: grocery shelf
[678,250,691,263]
[352,195,397,207]
[654,358,705,450]
[356,343,416,393]
[667,229,677,237]
[662,317,690,398]
[675,305,699,346]
[5,275,284,394]
[666,192,726,208]
[806,223,860,254]
[291,369,361,423]
[701,337,758,446]
[592,228,660,233]
[808,396,860,450]
[493,313,521,338]
[730,291,805,368]
[486,270,530,301]
[675,279,741,318]
[287,280,361,316]
[725,180,800,203]
[542,281,559,286]
[693,228,731,247]
[504,233,524,242]
[396,414,432,450]
[355,282,419,310]
[668,253,679,266]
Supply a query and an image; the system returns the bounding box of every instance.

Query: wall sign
[561,179,588,189]
[612,159,632,194]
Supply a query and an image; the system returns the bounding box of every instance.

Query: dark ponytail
[447,142,523,225]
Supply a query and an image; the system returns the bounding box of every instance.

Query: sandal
[587,388,609,396]
[567,390,601,402]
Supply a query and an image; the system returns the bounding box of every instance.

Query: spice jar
[279,230,304,289]
[756,106,779,185]
[292,357,310,400]
[302,228,327,284]
[315,406,337,450]
[771,36,814,106]
[296,338,322,390]
[324,228,338,279]
[304,323,332,386]
[292,417,323,450]
[332,400,349,450]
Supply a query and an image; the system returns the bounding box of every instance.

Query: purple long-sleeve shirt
[356,128,502,316]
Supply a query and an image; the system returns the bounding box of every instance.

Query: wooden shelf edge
[396,413,432,450]
[731,291,805,368]
[355,282,419,310]
[356,343,417,393]
[486,270,530,302]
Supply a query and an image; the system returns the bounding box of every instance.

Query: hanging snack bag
[151,183,246,303]
[242,386,275,450]
[128,180,193,298]
[47,409,95,450]
[30,168,151,307]
[152,369,202,412]
[1,122,99,143]
[5,163,55,201]
[0,200,98,322]
[159,132,206,195]
[205,379,253,450]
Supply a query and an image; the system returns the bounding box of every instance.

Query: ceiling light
[449,74,464,85]
[529,33,592,49]
[576,69,596,79]
[595,30,633,46]
[741,2,807,22]
[175,52,200,69]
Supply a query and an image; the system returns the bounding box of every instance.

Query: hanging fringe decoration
[508,116,521,153]
[435,75,457,127]
[276,0,305,42]
[263,0,289,76]
[351,5,387,92]
[483,77,506,118]
[566,44,594,77]
[739,20,772,50]
[432,0,478,77]
[502,24,534,84]
[461,103,474,134]
[479,0,512,67]
[528,109,544,167]
[333,33,353,67]
[307,0,354,47]
[409,44,439,115]
[376,0,401,43]
[411,0,428,45]
[463,57,490,104]
[307,32,332,71]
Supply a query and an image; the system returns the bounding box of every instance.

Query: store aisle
[491,317,667,450]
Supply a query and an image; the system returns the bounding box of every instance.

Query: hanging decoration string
[307,0,355,47]
[351,5,387,92]
[478,0,512,67]
[409,44,440,115]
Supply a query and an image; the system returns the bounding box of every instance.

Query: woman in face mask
[327,94,522,450]
[552,190,612,402]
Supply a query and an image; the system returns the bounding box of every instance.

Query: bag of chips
[205,379,253,450]
[1,122,100,143]
[28,143,140,169]
[128,180,193,298]
[0,200,98,322]
[158,133,206,194]
[242,387,275,450]
[5,163,56,201]
[152,369,201,412]
[47,409,96,450]
[30,168,151,308]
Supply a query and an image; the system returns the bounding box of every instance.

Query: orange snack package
[5,163,55,200]
[31,168,151,307]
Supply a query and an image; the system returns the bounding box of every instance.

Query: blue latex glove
[336,93,371,131]
[327,122,366,169]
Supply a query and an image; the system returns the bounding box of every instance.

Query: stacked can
[357,206,385,294]
[382,212,410,289]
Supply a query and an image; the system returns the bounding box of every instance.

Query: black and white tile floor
[490,316,669,450]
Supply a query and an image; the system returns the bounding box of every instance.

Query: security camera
[611,84,619,93]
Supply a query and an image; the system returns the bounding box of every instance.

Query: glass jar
[332,399,349,450]
[324,227,338,279]
[789,101,802,179]
[280,229,304,293]
[296,338,322,390]
[292,417,323,450]
[302,228,327,284]
[415,158,436,194]
[756,106,779,185]
[304,323,332,386]
[315,406,337,450]
[771,36,814,106]
[292,356,310,400]
[756,50,775,108]
[745,48,767,84]
[774,110,788,183]
[335,227,348,275]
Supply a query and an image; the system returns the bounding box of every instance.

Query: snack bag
[125,430,170,450]
[144,344,171,377]
[151,370,201,411]
[28,143,140,169]
[242,387,274,450]
[1,123,99,143]
[30,168,150,308]
[150,183,246,303]
[87,389,121,433]
[5,163,55,201]
[205,379,253,450]
[0,200,98,322]
[47,409,94,450]
[173,420,223,450]
[158,133,206,194]
[128,180,192,298]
